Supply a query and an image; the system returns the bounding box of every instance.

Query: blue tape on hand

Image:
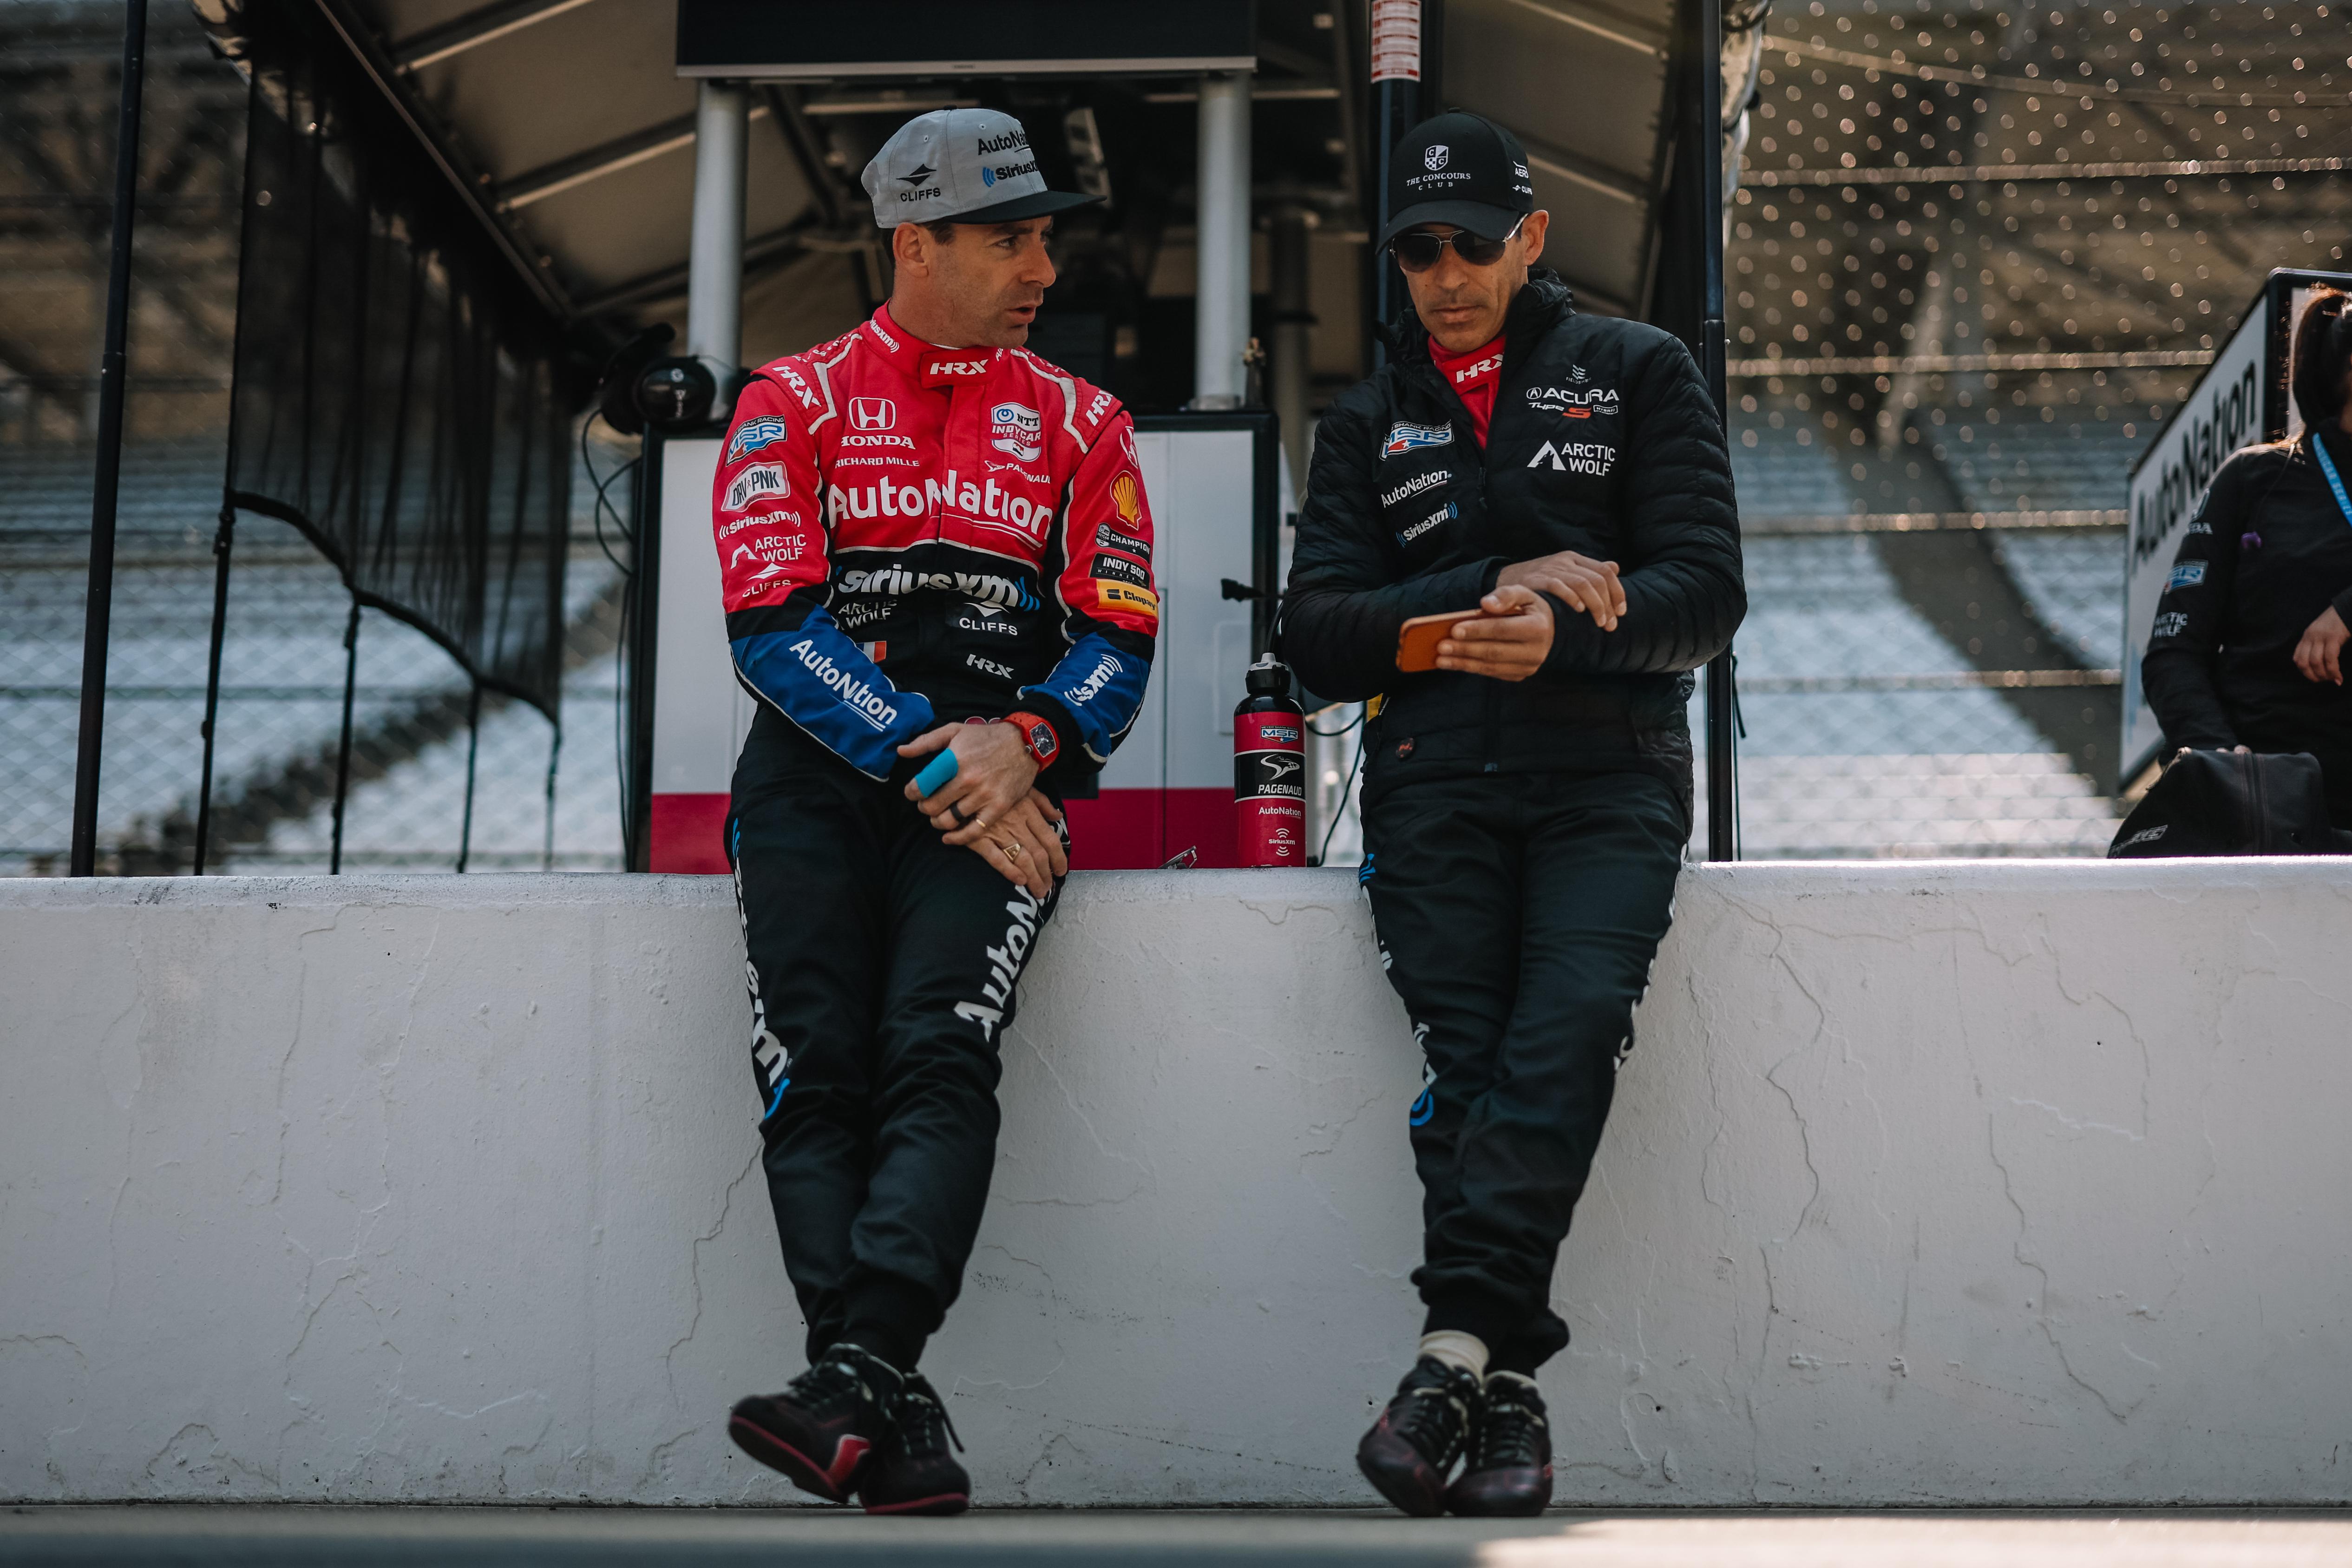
[913,748,960,798]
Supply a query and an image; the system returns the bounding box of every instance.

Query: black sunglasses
[1388,217,1526,274]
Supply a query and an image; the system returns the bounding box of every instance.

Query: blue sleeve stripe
[731,606,934,778]
[1023,632,1150,765]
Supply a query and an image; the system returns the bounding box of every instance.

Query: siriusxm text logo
[1382,421,1453,459]
[1066,653,1122,706]
[1399,501,1457,543]
[838,564,1039,612]
[787,638,897,731]
[1380,469,1448,508]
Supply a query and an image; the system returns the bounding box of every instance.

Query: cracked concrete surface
[3,863,2351,1505]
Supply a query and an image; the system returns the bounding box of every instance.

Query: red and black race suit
[712,304,1160,787]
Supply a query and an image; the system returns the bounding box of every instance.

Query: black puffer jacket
[2142,427,2352,822]
[1281,270,1744,817]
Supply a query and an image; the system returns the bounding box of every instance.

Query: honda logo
[849,397,896,432]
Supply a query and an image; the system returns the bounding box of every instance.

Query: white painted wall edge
[5,861,2350,1505]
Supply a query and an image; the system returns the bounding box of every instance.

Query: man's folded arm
[715,375,936,782]
[1539,336,1745,677]
[1283,400,1505,700]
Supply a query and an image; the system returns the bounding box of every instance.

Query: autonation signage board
[2121,269,2351,780]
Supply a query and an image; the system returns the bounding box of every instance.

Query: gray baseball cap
[861,108,1100,230]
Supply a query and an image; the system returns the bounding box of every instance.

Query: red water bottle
[1235,656,1307,866]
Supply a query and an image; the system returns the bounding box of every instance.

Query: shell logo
[1110,471,1141,526]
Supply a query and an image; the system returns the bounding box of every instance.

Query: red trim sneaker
[858,1371,970,1515]
[1446,1369,1553,1516]
[727,1345,900,1503]
[1356,1355,1482,1516]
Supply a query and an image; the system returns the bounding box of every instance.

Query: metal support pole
[1367,0,1422,371]
[1269,204,1314,488]
[191,502,236,875]
[329,599,361,875]
[1691,0,1739,861]
[1192,71,1251,410]
[688,79,747,413]
[542,722,561,873]
[68,0,149,877]
[456,682,482,873]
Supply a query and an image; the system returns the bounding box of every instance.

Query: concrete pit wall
[3,863,2349,1506]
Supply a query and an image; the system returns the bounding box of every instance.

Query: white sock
[1418,1330,1489,1382]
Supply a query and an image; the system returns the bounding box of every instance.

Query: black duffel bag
[2109,748,2351,857]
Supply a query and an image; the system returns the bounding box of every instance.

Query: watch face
[1029,722,1057,761]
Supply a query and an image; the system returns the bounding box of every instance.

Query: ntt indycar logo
[787,638,898,731]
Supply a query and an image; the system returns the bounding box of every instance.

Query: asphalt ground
[6,1507,2352,1567]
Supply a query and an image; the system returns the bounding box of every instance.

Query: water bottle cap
[1245,656,1292,698]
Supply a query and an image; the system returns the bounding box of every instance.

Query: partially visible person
[2145,287,2352,825]
[713,108,1158,1514]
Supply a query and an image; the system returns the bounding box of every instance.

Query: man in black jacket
[1282,112,1743,1517]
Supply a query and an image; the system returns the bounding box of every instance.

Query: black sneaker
[859,1371,971,1515]
[727,1345,901,1503]
[1355,1355,1482,1516]
[1446,1370,1553,1516]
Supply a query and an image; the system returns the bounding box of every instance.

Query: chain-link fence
[1689,0,2352,859]
[13,0,2352,874]
[0,0,627,877]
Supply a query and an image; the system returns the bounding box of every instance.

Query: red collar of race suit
[1427,332,1505,394]
[860,305,1003,389]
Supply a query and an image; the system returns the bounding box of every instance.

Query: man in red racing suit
[716,107,1157,1517]
[713,308,1158,784]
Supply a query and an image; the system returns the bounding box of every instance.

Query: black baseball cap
[1378,112,1537,249]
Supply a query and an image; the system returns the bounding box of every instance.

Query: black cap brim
[1377,198,1528,249]
[927,189,1103,226]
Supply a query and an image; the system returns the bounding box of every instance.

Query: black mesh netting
[224,7,578,717]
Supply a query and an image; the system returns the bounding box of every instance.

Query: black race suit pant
[728,710,1063,1371]
[1361,769,1685,1374]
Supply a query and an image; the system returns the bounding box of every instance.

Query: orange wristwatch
[1001,710,1060,769]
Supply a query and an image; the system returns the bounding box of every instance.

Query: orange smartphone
[1396,609,1483,673]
